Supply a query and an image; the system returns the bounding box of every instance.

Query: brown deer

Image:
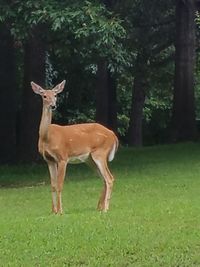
[31,81,118,214]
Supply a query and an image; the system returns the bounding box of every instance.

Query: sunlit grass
[1,142,200,266]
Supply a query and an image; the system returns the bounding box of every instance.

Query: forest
[1,0,200,163]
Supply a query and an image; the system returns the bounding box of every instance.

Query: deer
[31,80,118,214]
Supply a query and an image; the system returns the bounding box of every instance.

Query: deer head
[31,80,66,110]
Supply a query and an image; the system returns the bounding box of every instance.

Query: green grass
[1,142,200,266]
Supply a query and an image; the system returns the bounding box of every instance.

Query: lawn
[1,143,200,266]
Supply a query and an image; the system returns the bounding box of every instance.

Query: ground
[0,142,200,266]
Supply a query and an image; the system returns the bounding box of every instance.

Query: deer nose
[51,105,57,110]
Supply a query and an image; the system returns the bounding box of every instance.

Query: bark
[95,60,117,131]
[0,25,17,163]
[96,0,118,132]
[128,74,146,147]
[108,72,117,132]
[96,60,109,126]
[127,51,148,147]
[171,0,197,141]
[19,26,46,161]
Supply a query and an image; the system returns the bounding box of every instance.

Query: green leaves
[2,0,129,72]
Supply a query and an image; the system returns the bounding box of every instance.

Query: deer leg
[87,156,106,210]
[91,154,114,212]
[97,180,107,211]
[86,156,101,176]
[104,163,115,211]
[99,162,114,212]
[47,161,58,214]
[57,160,67,214]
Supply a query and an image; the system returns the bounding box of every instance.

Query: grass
[1,142,200,266]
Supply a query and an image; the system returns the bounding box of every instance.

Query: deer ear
[31,82,45,95]
[52,80,66,94]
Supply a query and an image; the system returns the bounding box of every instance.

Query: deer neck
[39,106,52,142]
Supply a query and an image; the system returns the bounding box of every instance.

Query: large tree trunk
[0,25,17,163]
[96,60,109,126]
[171,0,197,141]
[19,26,46,161]
[95,60,117,131]
[128,74,146,147]
[108,72,117,132]
[128,52,147,147]
[96,0,118,132]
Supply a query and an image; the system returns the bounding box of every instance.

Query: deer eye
[43,95,47,99]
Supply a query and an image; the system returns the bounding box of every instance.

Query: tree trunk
[171,0,197,141]
[128,51,147,147]
[19,26,46,161]
[96,0,118,132]
[96,60,109,126]
[108,72,117,132]
[128,74,146,147]
[0,25,17,163]
[95,60,117,131]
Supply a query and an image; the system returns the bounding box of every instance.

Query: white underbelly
[68,153,90,164]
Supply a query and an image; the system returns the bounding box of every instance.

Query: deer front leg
[57,160,67,214]
[47,161,58,214]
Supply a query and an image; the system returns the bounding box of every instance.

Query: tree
[5,0,126,162]
[171,0,197,141]
[95,60,117,131]
[0,24,17,163]
[18,26,46,161]
[123,0,175,146]
[128,52,148,146]
[1,0,194,163]
[95,0,118,132]
[96,60,109,126]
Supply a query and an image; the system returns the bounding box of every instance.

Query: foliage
[1,0,129,70]
[1,143,200,265]
[1,0,197,146]
[1,0,133,136]
[114,0,175,141]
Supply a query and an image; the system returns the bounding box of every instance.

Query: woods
[0,0,200,163]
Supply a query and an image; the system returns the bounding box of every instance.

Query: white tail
[108,137,118,162]
[31,81,118,214]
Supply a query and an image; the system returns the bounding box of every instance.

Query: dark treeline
[0,0,200,163]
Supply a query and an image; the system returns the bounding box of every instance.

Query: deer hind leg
[86,157,105,210]
[47,161,58,214]
[57,160,67,214]
[91,153,114,212]
[104,163,115,210]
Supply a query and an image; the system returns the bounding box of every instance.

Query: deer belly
[68,153,90,164]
